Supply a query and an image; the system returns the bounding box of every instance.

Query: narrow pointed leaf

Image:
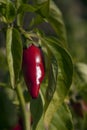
[47,1,67,46]
[45,50,58,105]
[12,28,23,83]
[41,37,73,127]
[36,115,45,130]
[30,94,43,130]
[6,27,22,88]
[6,26,15,88]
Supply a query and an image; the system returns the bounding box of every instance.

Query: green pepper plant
[0,0,73,130]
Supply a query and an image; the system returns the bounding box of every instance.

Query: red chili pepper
[22,44,45,98]
[11,124,22,130]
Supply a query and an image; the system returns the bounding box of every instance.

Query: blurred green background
[54,0,87,63]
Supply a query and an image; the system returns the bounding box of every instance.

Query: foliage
[55,1,87,129]
[0,0,75,130]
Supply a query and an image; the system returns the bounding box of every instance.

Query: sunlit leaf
[73,63,87,102]
[49,103,73,130]
[40,37,73,127]
[36,115,45,130]
[74,63,87,83]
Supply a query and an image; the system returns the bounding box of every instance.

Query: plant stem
[16,83,30,130]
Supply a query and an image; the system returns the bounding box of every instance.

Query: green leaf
[16,0,23,8]
[6,26,15,88]
[6,27,22,88]
[0,4,5,15]
[17,3,37,26]
[0,0,7,4]
[41,37,73,127]
[17,1,49,26]
[35,1,67,46]
[12,28,23,83]
[36,115,45,130]
[45,37,73,88]
[18,4,37,13]
[30,94,43,130]
[45,49,58,104]
[18,1,49,14]
[6,1,16,23]
[15,0,23,26]
[49,103,73,130]
[0,4,7,23]
[44,36,65,48]
[47,1,67,46]
[73,63,87,102]
[29,15,43,28]
[74,63,87,83]
[35,1,49,18]
[36,103,73,130]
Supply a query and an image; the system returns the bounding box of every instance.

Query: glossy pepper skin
[22,44,45,98]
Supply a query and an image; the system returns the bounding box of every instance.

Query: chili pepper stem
[16,83,30,130]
